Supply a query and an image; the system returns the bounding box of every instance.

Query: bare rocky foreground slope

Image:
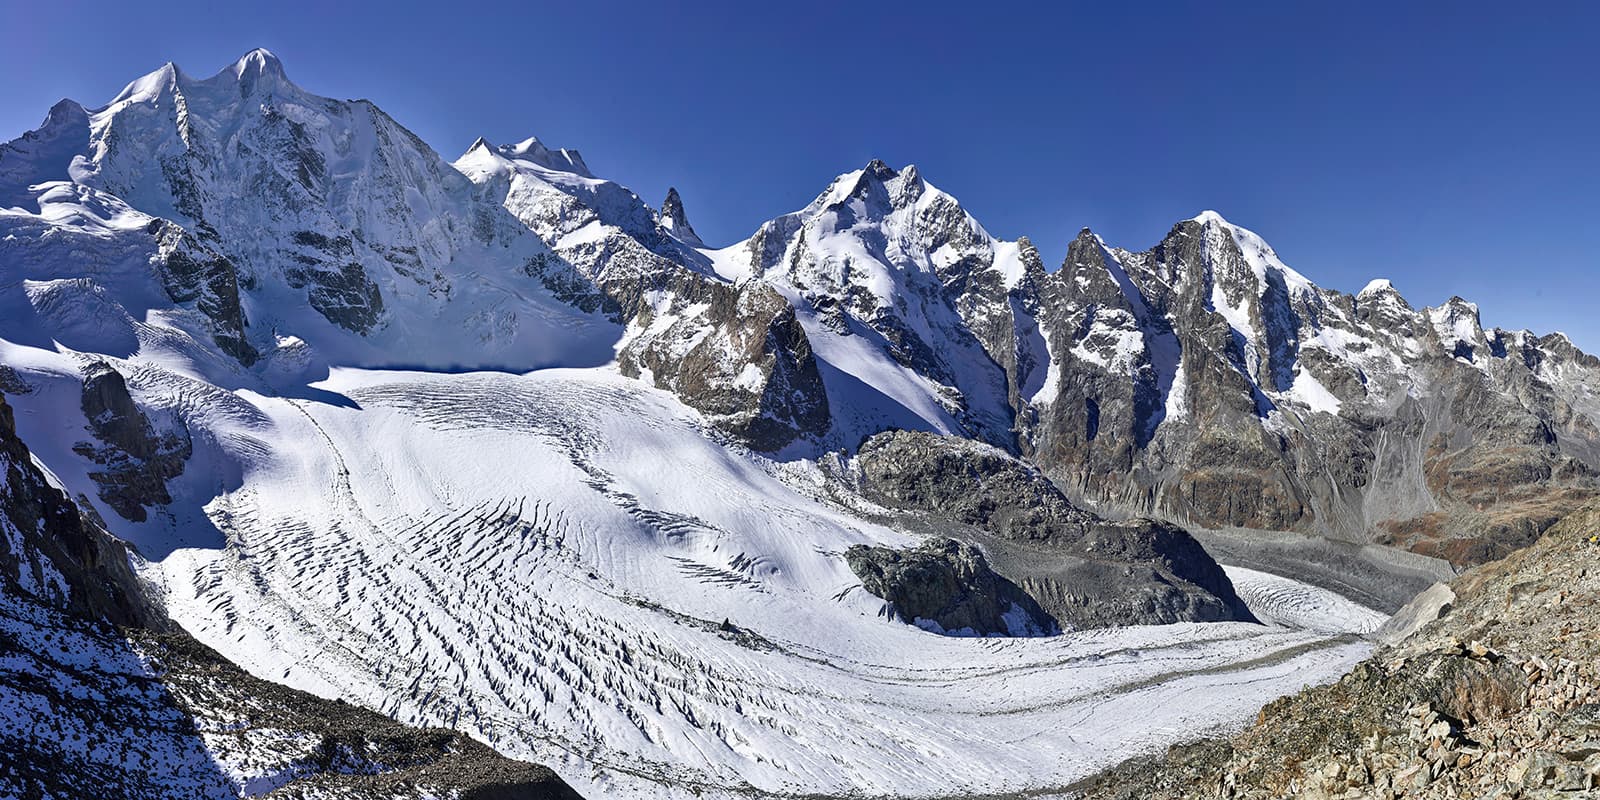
[1080,501,1600,799]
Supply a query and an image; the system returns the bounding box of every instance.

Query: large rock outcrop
[71,361,191,523]
[843,430,1254,630]
[845,537,1053,635]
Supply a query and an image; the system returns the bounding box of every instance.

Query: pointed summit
[107,61,183,106]
[216,48,290,98]
[863,158,898,180]
[231,48,285,79]
[659,187,702,245]
[0,98,90,205]
[43,98,88,128]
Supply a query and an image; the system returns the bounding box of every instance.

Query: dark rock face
[71,362,191,523]
[146,219,257,363]
[0,391,154,628]
[0,365,32,395]
[283,230,386,334]
[617,276,831,451]
[658,187,702,245]
[845,430,1254,630]
[857,429,1090,542]
[845,537,1053,635]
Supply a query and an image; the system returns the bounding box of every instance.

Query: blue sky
[5,1,1597,348]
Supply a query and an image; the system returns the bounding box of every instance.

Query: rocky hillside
[0,391,581,799]
[1023,222,1600,567]
[1078,500,1600,799]
[839,430,1255,631]
[695,161,1600,567]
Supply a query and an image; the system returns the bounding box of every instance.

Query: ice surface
[110,363,1386,798]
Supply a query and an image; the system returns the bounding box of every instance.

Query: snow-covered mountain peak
[102,49,294,111]
[1185,209,1318,301]
[1426,296,1487,360]
[1356,277,1412,314]
[1359,278,1396,296]
[231,47,283,74]
[810,159,936,215]
[105,60,185,107]
[42,98,88,128]
[225,47,288,92]
[456,134,657,235]
[863,157,898,180]
[0,50,627,369]
[0,100,90,208]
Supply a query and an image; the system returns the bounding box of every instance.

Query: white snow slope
[0,50,1395,800]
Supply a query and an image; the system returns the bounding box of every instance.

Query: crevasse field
[0,50,1402,798]
[3,340,1385,798]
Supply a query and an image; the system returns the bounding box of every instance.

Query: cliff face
[0,389,155,627]
[1079,501,1600,799]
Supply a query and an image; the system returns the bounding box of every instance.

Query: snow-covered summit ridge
[1,48,623,375]
[464,135,594,178]
[105,47,293,110]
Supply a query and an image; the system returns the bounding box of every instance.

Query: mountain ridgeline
[6,50,1585,567]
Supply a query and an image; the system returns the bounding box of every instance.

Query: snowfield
[0,354,1385,798]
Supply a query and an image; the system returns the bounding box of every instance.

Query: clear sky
[4,1,1597,348]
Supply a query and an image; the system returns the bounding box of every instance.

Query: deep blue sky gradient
[5,1,1597,347]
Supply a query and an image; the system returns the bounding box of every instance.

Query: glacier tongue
[140,363,1382,798]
